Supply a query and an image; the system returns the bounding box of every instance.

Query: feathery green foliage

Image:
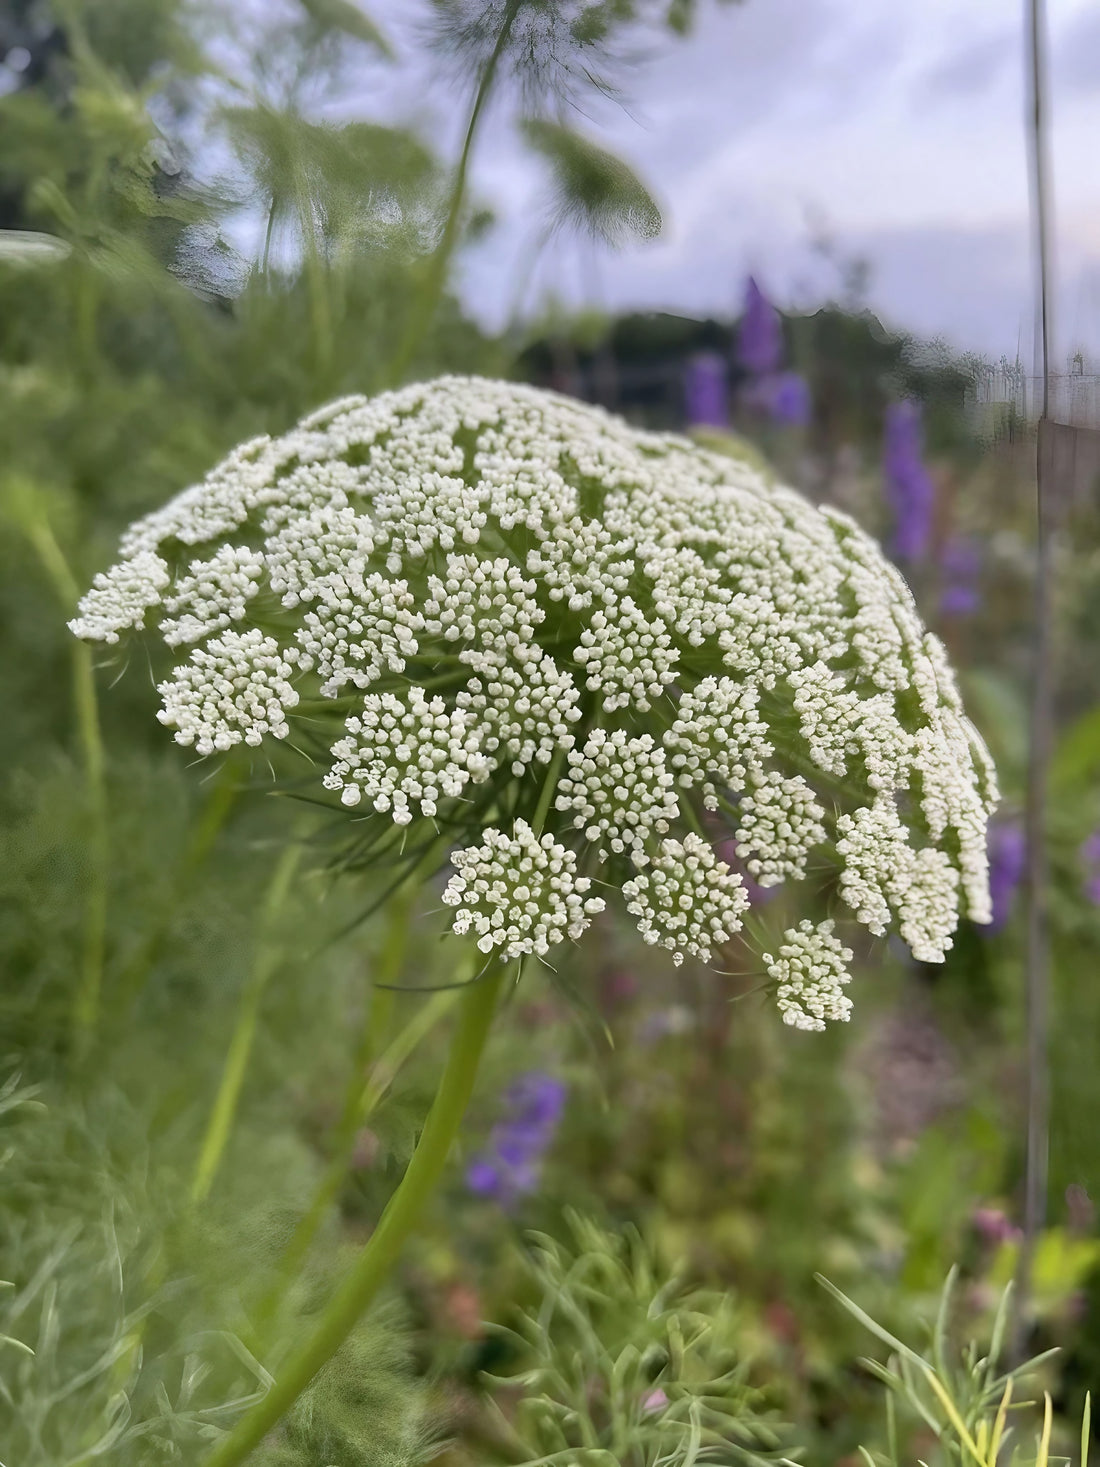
[488,1211,790,1465]
[521,117,662,245]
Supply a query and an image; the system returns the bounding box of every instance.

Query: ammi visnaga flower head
[71,377,997,1026]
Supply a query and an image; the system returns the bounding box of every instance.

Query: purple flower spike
[737,276,783,377]
[940,537,982,617]
[985,820,1025,933]
[467,1071,567,1209]
[766,370,812,427]
[684,352,730,428]
[883,401,935,563]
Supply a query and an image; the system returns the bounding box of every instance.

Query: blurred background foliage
[2,1,1100,1463]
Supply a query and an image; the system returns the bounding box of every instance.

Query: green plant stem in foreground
[191,844,303,1206]
[18,505,108,1052]
[251,919,466,1343]
[389,0,520,380]
[203,960,506,1467]
[113,761,242,1023]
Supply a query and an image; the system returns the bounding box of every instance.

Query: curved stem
[191,844,303,1205]
[112,760,242,1024]
[19,506,108,1053]
[203,960,505,1467]
[70,640,108,1050]
[251,982,460,1344]
[253,887,433,1334]
[390,0,521,380]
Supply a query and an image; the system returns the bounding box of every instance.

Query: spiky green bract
[820,1271,1072,1467]
[71,376,996,1018]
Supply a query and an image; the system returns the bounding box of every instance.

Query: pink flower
[972,1206,1022,1245]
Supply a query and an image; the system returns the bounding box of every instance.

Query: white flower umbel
[734,770,827,886]
[664,676,772,810]
[555,729,679,862]
[159,545,265,647]
[157,628,299,755]
[442,821,605,957]
[767,919,854,1032]
[324,688,491,820]
[295,573,422,696]
[73,375,998,1001]
[622,834,749,965]
[68,550,170,644]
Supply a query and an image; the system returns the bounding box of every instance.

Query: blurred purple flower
[743,371,812,427]
[1080,829,1100,905]
[940,537,982,617]
[767,370,812,427]
[986,821,1025,933]
[467,1072,566,1208]
[972,1206,1022,1246]
[883,401,935,562]
[737,276,783,376]
[985,821,1032,933]
[684,351,729,428]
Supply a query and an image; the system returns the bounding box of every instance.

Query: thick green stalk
[203,960,505,1467]
[191,844,303,1205]
[390,0,520,380]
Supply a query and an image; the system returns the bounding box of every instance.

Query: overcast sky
[334,0,1100,365]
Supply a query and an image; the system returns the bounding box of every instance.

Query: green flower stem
[190,844,303,1206]
[203,958,506,1467]
[18,505,108,1053]
[70,639,108,1050]
[251,981,461,1344]
[390,0,520,379]
[252,881,458,1334]
[113,759,242,1023]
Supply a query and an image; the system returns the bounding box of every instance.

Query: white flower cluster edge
[70,376,999,1024]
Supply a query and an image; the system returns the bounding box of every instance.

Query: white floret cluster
[71,376,998,1018]
[623,835,749,965]
[156,628,298,755]
[766,920,854,1032]
[69,550,170,644]
[441,820,606,957]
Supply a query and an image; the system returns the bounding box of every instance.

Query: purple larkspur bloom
[684,351,729,428]
[940,537,982,617]
[883,401,935,562]
[985,820,1025,933]
[1081,830,1100,905]
[737,276,783,376]
[467,1072,567,1208]
[762,370,812,427]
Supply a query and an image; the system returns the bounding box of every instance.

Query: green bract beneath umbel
[70,376,998,1023]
